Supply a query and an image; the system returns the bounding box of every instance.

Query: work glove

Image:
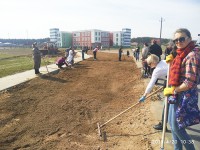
[163,86,175,96]
[139,96,146,102]
[165,54,174,63]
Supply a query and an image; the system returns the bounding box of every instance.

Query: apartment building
[57,31,72,48]
[101,31,110,48]
[50,28,131,48]
[112,31,122,47]
[72,29,110,49]
[122,28,131,47]
[72,30,92,48]
[50,28,59,43]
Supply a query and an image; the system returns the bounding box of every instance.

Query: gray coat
[32,47,41,69]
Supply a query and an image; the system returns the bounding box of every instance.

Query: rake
[97,86,163,141]
[42,56,50,74]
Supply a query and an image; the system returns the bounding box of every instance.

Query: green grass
[0,53,11,59]
[0,56,32,77]
[0,56,56,78]
[0,48,57,78]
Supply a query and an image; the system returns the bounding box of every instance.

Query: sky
[0,0,200,40]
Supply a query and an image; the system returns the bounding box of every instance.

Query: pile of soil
[0,51,164,150]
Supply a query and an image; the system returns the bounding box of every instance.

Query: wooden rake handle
[100,86,163,128]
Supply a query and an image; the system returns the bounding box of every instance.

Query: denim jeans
[168,104,195,150]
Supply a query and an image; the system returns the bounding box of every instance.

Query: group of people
[32,44,101,74]
[32,44,77,75]
[139,28,200,150]
[140,40,164,78]
[118,47,131,61]
[32,28,200,149]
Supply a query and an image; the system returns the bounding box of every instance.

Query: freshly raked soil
[0,51,168,150]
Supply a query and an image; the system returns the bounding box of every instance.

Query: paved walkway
[0,52,91,91]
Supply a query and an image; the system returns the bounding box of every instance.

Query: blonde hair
[146,54,159,65]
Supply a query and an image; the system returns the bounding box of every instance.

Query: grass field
[0,47,59,78]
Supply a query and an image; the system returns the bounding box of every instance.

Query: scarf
[169,41,195,86]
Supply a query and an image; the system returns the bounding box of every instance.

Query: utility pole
[26,30,29,47]
[159,17,164,45]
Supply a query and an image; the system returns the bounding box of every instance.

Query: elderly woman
[164,28,200,150]
[139,54,169,130]
[32,42,41,74]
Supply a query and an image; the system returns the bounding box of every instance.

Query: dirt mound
[0,52,162,150]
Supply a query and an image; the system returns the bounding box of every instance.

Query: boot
[35,69,40,74]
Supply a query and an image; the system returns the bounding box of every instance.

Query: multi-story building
[50,28,131,48]
[57,31,72,48]
[122,28,131,47]
[101,31,110,48]
[112,31,122,47]
[72,29,110,49]
[109,32,113,47]
[72,30,92,49]
[91,29,102,48]
[50,28,59,43]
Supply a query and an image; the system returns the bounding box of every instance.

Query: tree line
[131,37,170,45]
[0,37,171,47]
[0,38,50,46]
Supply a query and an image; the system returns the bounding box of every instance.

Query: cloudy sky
[0,0,199,40]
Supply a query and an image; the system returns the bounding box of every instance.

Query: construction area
[1,51,174,150]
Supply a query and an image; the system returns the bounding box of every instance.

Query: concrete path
[0,52,91,91]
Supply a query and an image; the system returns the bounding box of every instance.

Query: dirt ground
[0,51,164,150]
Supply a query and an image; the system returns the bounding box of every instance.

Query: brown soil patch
[0,51,163,150]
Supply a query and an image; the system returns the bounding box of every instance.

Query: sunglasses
[173,37,188,43]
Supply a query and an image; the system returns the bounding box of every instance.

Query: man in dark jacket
[32,42,41,74]
[149,40,162,61]
[118,47,123,61]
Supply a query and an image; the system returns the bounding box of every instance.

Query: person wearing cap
[32,42,41,74]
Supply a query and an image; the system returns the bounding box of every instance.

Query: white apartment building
[122,28,131,47]
[50,28,59,43]
[113,31,122,47]
[91,29,102,47]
